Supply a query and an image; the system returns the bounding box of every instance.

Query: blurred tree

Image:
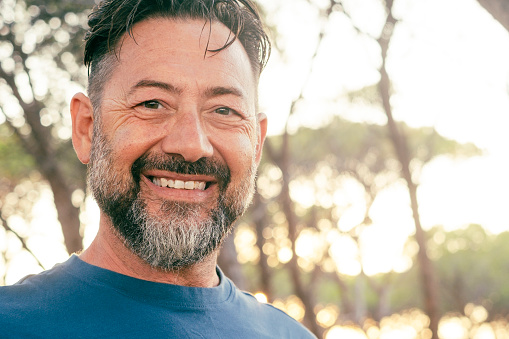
[0,0,92,256]
[240,114,478,332]
[391,225,509,319]
[242,0,484,336]
[374,1,440,337]
[477,0,509,32]
[431,225,494,313]
[1,0,502,337]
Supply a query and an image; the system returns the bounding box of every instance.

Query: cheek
[217,133,257,175]
[110,124,165,159]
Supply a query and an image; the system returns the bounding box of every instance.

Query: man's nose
[160,111,214,163]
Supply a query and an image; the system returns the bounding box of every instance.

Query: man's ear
[255,113,268,165]
[70,93,94,164]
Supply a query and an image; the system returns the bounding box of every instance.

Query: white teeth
[151,177,207,190]
[174,180,185,189]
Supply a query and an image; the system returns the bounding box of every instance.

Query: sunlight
[272,295,306,323]
[438,316,470,339]
[277,246,293,264]
[472,323,496,339]
[359,222,411,276]
[289,178,316,208]
[316,305,339,328]
[234,224,259,264]
[464,303,488,324]
[254,292,268,303]
[315,310,508,339]
[328,234,361,276]
[325,325,367,339]
[257,164,283,199]
[2,1,509,338]
[81,195,99,248]
[295,229,323,263]
[336,204,366,232]
[378,309,431,339]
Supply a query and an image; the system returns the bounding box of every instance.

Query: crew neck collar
[61,255,234,308]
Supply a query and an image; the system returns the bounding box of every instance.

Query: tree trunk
[353,274,367,324]
[377,2,440,337]
[252,193,274,301]
[376,284,392,321]
[0,65,83,255]
[279,131,322,338]
[217,233,246,290]
[477,0,509,32]
[44,167,83,254]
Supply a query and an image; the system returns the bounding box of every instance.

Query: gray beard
[87,127,256,271]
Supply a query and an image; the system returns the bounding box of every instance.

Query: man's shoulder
[0,257,81,336]
[0,257,76,305]
[226,284,317,338]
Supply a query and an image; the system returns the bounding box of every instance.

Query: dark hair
[83,0,270,112]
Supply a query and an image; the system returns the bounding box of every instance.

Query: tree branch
[0,214,45,270]
[477,0,509,33]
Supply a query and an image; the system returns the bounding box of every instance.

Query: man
[0,0,317,338]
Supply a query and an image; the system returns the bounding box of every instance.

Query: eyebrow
[129,80,182,96]
[129,79,245,100]
[204,86,245,100]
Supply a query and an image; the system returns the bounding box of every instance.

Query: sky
[2,0,509,283]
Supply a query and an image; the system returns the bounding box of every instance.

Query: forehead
[105,18,256,102]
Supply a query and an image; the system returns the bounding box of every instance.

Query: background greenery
[1,1,508,338]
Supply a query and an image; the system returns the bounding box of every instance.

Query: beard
[87,125,257,271]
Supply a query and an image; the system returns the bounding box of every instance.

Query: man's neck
[79,216,220,288]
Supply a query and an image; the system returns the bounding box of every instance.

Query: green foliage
[434,225,509,316]
[0,0,90,190]
[403,125,481,163]
[315,277,343,305]
[347,84,381,106]
[240,225,509,320]
[54,139,87,191]
[0,1,501,333]
[0,0,92,256]
[0,125,36,181]
[267,116,480,177]
[0,126,86,192]
[387,225,509,318]
[389,265,424,312]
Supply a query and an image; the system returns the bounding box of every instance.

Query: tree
[0,0,93,257]
[477,0,509,33]
[249,0,483,336]
[391,225,509,319]
[239,111,478,332]
[1,0,501,336]
[375,1,440,336]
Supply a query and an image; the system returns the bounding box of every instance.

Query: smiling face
[81,18,267,270]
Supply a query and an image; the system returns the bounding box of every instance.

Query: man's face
[87,18,266,270]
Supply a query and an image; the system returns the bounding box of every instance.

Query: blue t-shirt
[0,255,316,338]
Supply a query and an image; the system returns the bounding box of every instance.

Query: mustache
[131,153,230,187]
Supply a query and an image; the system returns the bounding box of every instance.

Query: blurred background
[1,0,508,338]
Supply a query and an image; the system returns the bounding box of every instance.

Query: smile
[151,177,207,190]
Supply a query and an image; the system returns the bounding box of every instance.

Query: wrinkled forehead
[115,17,257,78]
[99,18,256,107]
[114,18,258,102]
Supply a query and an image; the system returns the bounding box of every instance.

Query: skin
[70,18,267,287]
